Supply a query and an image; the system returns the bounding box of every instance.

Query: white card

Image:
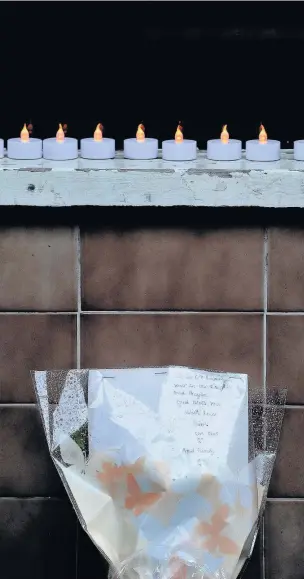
[88,366,248,475]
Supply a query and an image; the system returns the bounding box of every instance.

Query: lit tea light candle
[80,124,115,159]
[162,124,197,161]
[207,125,242,161]
[7,124,42,159]
[43,124,78,160]
[124,124,158,159]
[246,125,280,161]
[293,140,304,161]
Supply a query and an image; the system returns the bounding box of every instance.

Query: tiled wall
[1,209,304,579]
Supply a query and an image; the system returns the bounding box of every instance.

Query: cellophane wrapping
[32,366,286,579]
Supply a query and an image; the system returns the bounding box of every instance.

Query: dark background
[0,1,303,148]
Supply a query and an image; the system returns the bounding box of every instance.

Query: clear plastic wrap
[32,366,286,579]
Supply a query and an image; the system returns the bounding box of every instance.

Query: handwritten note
[88,366,249,475]
[159,367,248,471]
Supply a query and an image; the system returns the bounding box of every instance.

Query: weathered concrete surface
[0,150,303,207]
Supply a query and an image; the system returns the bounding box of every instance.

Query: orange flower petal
[197,521,213,536]
[133,492,162,515]
[203,536,218,552]
[211,504,229,533]
[217,535,239,555]
[127,473,141,494]
[125,473,162,515]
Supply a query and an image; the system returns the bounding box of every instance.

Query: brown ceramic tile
[269,408,304,497]
[0,315,76,402]
[267,315,304,404]
[0,498,77,579]
[0,406,64,496]
[265,501,304,579]
[0,227,77,311]
[81,313,263,385]
[81,228,264,311]
[268,227,304,311]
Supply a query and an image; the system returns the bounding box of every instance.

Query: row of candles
[1,123,304,162]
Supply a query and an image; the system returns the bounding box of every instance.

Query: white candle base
[162,140,197,161]
[294,140,304,161]
[7,138,42,160]
[43,138,78,160]
[0,139,3,158]
[124,138,158,160]
[246,140,280,162]
[80,138,115,160]
[207,139,242,161]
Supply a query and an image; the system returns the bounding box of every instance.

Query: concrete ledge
[0,150,304,207]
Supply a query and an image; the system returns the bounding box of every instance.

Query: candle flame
[175,124,183,143]
[220,124,229,144]
[56,123,65,143]
[259,124,267,144]
[20,123,29,143]
[94,123,103,141]
[136,124,145,142]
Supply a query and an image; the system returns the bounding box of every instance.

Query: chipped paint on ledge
[0,150,303,207]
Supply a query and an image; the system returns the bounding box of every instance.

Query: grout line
[0,311,77,315]
[79,310,264,316]
[267,311,304,316]
[266,496,304,502]
[261,516,266,579]
[263,227,268,395]
[0,403,36,407]
[0,496,69,501]
[0,309,302,316]
[76,226,81,369]
[75,521,79,579]
[262,228,268,579]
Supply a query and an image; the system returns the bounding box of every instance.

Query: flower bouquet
[32,366,286,579]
